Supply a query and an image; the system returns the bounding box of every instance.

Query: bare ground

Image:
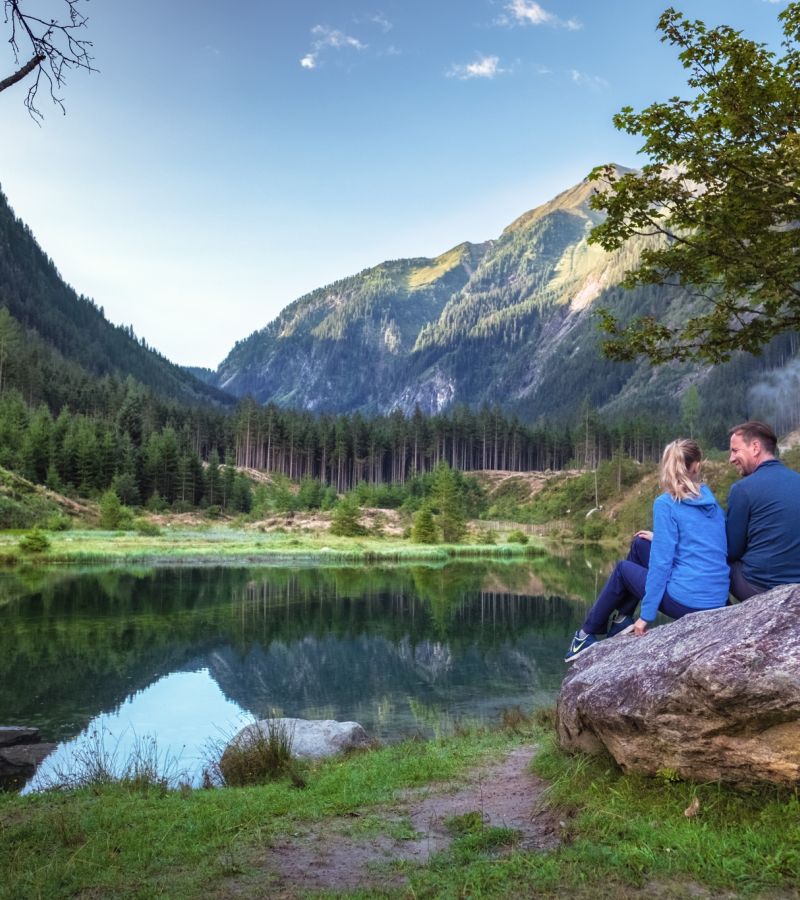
[224,745,560,896]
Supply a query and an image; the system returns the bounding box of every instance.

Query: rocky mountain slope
[210,171,686,417]
[212,168,800,440]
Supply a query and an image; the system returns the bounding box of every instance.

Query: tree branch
[0,51,42,93]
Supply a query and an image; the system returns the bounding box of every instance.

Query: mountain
[0,187,233,409]
[217,241,490,411]
[212,168,800,439]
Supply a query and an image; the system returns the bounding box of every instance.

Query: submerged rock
[0,727,56,787]
[226,718,372,760]
[557,585,800,787]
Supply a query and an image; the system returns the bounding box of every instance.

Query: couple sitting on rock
[565,421,800,662]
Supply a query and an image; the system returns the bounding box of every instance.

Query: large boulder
[557,585,800,787]
[226,718,372,760]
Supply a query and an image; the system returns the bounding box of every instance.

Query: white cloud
[502,0,581,31]
[370,13,393,32]
[311,25,366,51]
[570,69,609,91]
[300,25,367,69]
[448,55,504,80]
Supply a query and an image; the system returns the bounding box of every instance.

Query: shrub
[506,529,529,544]
[476,528,497,545]
[582,517,607,541]
[44,513,70,531]
[133,518,161,536]
[18,529,51,554]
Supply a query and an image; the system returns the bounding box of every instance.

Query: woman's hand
[633,618,648,636]
[635,530,653,542]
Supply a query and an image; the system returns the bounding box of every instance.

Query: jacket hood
[681,483,718,515]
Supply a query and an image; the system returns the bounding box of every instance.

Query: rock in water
[557,585,800,786]
[227,718,372,760]
[0,727,57,787]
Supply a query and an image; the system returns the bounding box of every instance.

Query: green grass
[2,722,798,898]
[0,527,546,567]
[0,729,518,899]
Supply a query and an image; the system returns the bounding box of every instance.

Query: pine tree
[431,461,466,543]
[411,506,438,544]
[329,497,367,536]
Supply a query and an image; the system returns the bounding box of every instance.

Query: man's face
[729,433,760,476]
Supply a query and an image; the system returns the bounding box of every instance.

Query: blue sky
[0,0,790,367]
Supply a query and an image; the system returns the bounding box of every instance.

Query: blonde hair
[659,439,703,500]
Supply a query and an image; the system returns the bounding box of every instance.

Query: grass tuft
[208,717,306,788]
[39,728,185,794]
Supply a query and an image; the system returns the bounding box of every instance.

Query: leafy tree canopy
[588,4,800,364]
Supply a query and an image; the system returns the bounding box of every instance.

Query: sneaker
[608,615,635,637]
[564,630,598,663]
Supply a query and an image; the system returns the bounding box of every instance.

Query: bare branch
[0,50,42,91]
[2,0,95,119]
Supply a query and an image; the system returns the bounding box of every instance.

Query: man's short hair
[729,421,778,455]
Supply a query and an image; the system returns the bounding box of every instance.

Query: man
[726,421,800,600]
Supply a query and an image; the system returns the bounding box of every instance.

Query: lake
[0,547,614,789]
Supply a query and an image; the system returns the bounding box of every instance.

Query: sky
[0,0,791,368]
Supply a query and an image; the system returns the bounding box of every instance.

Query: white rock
[228,718,372,759]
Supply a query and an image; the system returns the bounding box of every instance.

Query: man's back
[726,459,800,589]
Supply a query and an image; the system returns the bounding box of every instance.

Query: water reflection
[0,551,613,787]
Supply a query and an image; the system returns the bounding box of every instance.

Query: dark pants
[582,536,700,635]
[730,561,766,602]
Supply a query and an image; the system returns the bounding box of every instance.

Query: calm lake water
[0,547,614,788]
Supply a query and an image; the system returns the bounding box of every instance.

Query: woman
[565,439,730,662]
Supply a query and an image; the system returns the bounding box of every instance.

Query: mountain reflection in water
[0,553,612,786]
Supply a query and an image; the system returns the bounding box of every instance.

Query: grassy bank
[1,720,797,899]
[0,527,546,567]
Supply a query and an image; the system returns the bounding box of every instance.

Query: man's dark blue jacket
[726,458,800,589]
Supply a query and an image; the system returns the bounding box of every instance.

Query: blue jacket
[641,484,730,622]
[726,459,800,589]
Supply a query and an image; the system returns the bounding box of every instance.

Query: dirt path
[235,744,560,896]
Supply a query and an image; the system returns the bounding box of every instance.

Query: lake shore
[0,526,562,567]
[1,717,796,898]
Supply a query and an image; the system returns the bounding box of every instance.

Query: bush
[206,504,222,519]
[44,513,70,531]
[133,518,162,536]
[582,516,607,541]
[506,529,529,545]
[18,529,51,554]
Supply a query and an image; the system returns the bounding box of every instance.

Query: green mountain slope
[218,242,489,412]
[214,169,800,441]
[0,188,233,409]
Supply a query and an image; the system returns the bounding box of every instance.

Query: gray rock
[0,742,57,777]
[0,726,41,748]
[227,718,372,760]
[557,584,800,786]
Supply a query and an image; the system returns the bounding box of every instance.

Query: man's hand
[635,530,653,541]
[633,618,648,636]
